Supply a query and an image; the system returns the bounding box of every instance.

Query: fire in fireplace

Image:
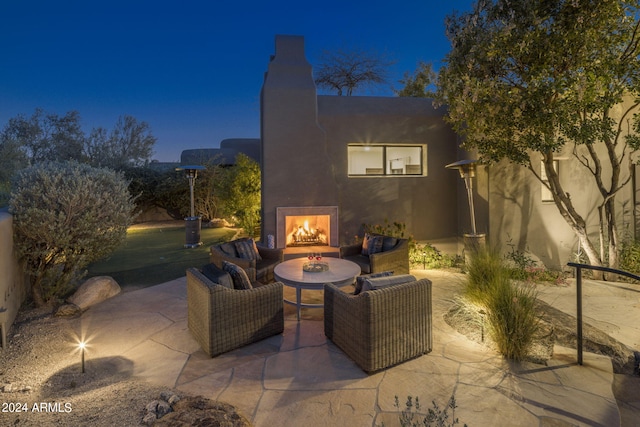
[286,215,329,246]
[276,206,338,249]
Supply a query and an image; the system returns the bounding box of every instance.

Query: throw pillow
[382,236,399,252]
[361,274,416,293]
[222,261,253,290]
[354,271,393,295]
[201,263,233,289]
[218,242,238,257]
[361,233,384,255]
[235,238,262,261]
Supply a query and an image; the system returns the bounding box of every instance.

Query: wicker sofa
[186,267,284,357]
[324,276,432,373]
[339,234,410,274]
[210,238,283,283]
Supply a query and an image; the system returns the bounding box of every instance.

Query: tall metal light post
[446,159,485,259]
[176,165,205,248]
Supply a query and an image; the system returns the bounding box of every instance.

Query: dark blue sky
[1,0,474,162]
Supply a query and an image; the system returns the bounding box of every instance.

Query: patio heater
[176,165,205,248]
[445,159,485,258]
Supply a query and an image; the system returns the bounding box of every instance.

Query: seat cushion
[343,254,371,274]
[361,274,417,293]
[222,261,253,290]
[235,238,262,261]
[255,258,279,282]
[201,263,233,289]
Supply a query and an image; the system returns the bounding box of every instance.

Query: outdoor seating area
[190,237,420,369]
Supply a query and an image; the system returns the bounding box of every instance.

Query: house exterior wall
[316,96,459,244]
[260,35,460,247]
[0,211,28,348]
[486,142,636,270]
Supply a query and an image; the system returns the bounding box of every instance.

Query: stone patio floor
[73,269,640,426]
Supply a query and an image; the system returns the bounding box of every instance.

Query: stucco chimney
[260,35,338,245]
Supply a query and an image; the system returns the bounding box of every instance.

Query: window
[348,145,425,176]
[540,160,558,202]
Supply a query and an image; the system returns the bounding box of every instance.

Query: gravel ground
[0,305,174,426]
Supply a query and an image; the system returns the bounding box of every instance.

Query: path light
[79,341,86,373]
[176,165,206,248]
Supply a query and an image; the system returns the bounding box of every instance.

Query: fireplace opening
[285,215,329,247]
[276,206,338,249]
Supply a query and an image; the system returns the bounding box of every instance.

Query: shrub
[364,218,409,239]
[504,239,566,284]
[482,275,539,360]
[9,161,136,306]
[619,239,640,277]
[216,154,261,235]
[0,180,10,208]
[411,242,459,269]
[119,165,165,213]
[465,248,540,361]
[465,246,507,302]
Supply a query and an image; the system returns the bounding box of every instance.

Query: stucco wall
[487,146,635,270]
[260,35,460,246]
[316,96,459,244]
[0,211,28,348]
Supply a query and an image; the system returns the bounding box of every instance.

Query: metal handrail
[566,262,640,365]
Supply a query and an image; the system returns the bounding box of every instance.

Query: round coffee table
[274,257,360,321]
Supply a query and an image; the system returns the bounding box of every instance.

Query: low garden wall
[0,211,28,349]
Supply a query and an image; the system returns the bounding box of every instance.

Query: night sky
[0,0,475,162]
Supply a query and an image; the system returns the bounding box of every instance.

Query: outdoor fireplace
[276,206,339,249]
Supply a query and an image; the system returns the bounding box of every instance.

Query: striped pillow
[222,261,253,290]
[235,238,262,261]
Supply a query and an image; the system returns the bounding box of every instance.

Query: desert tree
[396,61,437,98]
[85,115,156,169]
[437,0,640,268]
[0,108,85,167]
[314,48,394,96]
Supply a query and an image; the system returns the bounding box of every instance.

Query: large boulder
[68,276,121,311]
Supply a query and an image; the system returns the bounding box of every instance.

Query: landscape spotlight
[79,341,86,373]
[176,165,206,248]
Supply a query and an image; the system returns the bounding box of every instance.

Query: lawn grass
[86,225,238,290]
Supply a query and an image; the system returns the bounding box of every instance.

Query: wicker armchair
[210,239,283,283]
[324,278,432,373]
[186,268,284,357]
[339,236,410,274]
